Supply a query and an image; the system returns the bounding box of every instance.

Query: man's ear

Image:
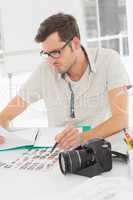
[71,37,80,50]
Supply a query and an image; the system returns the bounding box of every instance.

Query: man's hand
[55,126,82,150]
[0,136,5,145]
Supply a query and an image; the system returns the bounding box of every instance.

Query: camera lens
[60,154,67,174]
[59,148,94,174]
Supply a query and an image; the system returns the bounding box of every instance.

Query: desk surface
[0,149,131,200]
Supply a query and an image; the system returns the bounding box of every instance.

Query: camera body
[59,138,112,177]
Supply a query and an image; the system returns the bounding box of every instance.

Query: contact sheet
[0,148,60,171]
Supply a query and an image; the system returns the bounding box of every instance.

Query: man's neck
[67,47,88,81]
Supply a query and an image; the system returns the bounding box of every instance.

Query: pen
[33,129,39,146]
[50,142,58,154]
[50,125,91,153]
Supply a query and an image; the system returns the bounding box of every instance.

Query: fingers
[59,129,79,147]
[60,135,79,150]
[0,136,5,145]
[55,126,81,150]
[55,126,73,142]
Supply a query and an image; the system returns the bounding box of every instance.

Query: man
[0,13,130,150]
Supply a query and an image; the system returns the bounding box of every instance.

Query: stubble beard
[59,57,77,75]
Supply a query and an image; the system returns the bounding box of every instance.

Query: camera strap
[111,150,129,162]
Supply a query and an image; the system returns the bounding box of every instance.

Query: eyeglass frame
[40,38,73,59]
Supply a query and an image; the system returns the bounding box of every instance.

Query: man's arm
[82,86,128,141]
[55,86,128,149]
[0,95,28,128]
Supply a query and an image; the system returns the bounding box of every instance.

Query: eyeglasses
[40,38,72,59]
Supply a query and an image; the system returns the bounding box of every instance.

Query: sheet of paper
[0,127,9,136]
[0,126,82,150]
[12,128,38,142]
[35,127,65,147]
[0,127,38,150]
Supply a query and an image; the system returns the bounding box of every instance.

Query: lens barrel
[59,148,94,174]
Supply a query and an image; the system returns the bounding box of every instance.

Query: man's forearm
[0,95,28,129]
[82,114,128,142]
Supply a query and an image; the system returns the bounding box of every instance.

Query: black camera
[59,138,112,177]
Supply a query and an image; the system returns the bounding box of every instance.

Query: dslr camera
[59,138,112,177]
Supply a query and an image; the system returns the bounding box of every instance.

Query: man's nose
[47,56,57,64]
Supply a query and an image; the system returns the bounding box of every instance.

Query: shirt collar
[81,45,97,73]
[55,46,97,80]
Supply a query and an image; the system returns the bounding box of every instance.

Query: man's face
[41,32,78,74]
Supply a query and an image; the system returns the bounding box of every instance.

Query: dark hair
[35,13,80,43]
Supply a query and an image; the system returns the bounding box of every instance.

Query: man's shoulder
[37,60,50,71]
[36,60,55,75]
[86,47,119,57]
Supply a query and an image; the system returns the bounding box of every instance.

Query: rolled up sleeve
[18,63,44,105]
[107,50,131,91]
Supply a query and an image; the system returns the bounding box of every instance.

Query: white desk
[0,148,131,200]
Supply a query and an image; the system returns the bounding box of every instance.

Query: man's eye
[50,50,61,57]
[51,50,60,55]
[40,50,44,55]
